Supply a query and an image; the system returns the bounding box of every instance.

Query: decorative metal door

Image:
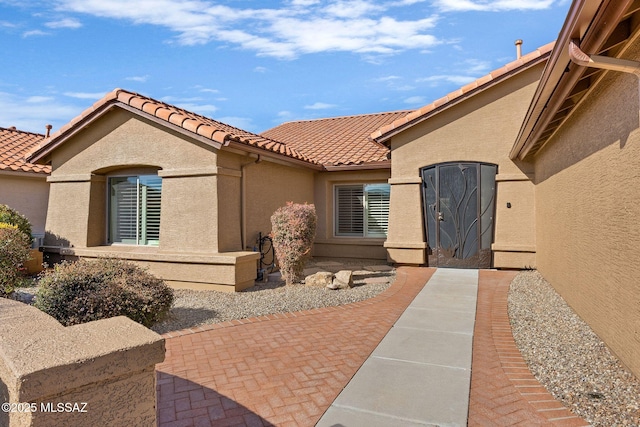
[421,163,497,268]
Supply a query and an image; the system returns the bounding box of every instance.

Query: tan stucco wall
[239,156,315,251]
[533,51,640,377]
[385,64,543,267]
[313,169,390,260]
[0,298,164,427]
[0,173,49,238]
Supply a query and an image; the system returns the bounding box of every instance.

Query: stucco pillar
[43,174,94,248]
[384,177,427,264]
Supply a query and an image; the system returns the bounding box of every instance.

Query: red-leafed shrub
[0,223,31,297]
[270,203,317,285]
[34,258,174,327]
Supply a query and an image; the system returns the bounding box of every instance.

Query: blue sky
[0,0,571,135]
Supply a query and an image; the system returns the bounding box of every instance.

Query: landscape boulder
[305,271,334,287]
[328,270,353,290]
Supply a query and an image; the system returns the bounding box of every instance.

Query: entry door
[421,163,497,268]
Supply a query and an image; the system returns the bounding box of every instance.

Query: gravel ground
[508,270,640,426]
[151,269,393,335]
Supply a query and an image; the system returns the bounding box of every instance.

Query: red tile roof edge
[371,41,556,143]
[0,127,50,175]
[28,89,320,167]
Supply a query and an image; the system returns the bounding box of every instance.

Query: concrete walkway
[317,268,478,426]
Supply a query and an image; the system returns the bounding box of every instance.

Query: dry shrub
[270,202,317,285]
[35,258,174,327]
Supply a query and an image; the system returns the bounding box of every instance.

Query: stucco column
[384,177,427,264]
[43,174,95,248]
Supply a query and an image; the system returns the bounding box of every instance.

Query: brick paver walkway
[157,267,590,426]
[156,267,435,427]
[469,270,589,426]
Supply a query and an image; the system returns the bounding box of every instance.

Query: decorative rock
[330,270,353,290]
[304,271,334,287]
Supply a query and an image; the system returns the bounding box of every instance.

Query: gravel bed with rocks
[151,269,393,335]
[508,270,640,426]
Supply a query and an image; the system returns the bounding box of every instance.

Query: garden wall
[0,298,164,427]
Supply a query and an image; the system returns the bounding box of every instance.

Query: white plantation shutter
[365,184,390,237]
[111,177,138,244]
[335,184,390,238]
[110,175,162,245]
[335,185,364,236]
[140,176,162,245]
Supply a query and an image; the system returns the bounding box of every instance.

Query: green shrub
[270,202,317,285]
[0,223,31,296]
[0,204,32,241]
[34,258,174,327]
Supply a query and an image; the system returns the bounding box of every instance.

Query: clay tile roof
[31,89,318,166]
[0,127,49,174]
[371,41,556,143]
[260,111,412,167]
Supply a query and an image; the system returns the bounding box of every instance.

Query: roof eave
[225,140,323,171]
[510,0,634,161]
[323,161,390,171]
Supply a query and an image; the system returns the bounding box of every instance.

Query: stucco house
[26,41,552,294]
[0,126,50,241]
[23,0,640,378]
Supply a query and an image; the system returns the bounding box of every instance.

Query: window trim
[333,183,390,239]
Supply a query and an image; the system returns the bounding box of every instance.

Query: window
[109,175,162,245]
[335,184,390,238]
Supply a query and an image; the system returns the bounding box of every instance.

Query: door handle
[437,212,444,221]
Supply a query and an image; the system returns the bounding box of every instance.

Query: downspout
[569,39,640,75]
[240,155,262,251]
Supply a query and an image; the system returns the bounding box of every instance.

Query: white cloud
[63,92,105,99]
[404,95,426,104]
[324,1,384,18]
[22,29,48,37]
[417,74,476,86]
[304,102,336,110]
[55,0,441,59]
[176,103,218,115]
[0,92,80,134]
[373,75,401,82]
[126,75,150,82]
[216,116,255,131]
[194,86,219,94]
[45,18,82,29]
[433,0,555,12]
[26,96,54,103]
[254,66,268,73]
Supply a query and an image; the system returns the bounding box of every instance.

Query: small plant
[34,258,174,327]
[270,202,317,285]
[0,222,31,297]
[0,204,32,241]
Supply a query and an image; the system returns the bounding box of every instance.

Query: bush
[0,204,32,241]
[0,223,31,297]
[270,202,317,285]
[34,258,174,327]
